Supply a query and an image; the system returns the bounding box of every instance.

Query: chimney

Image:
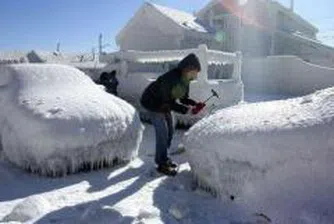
[290,0,294,11]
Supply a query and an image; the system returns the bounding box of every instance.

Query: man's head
[182,67,200,81]
[178,53,201,81]
[109,70,116,77]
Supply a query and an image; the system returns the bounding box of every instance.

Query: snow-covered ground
[0,125,264,224]
[1,64,333,223]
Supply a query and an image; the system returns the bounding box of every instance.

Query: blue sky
[0,0,333,52]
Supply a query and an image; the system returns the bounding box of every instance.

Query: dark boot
[166,158,178,169]
[157,163,177,176]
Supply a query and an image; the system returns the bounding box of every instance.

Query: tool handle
[203,95,213,103]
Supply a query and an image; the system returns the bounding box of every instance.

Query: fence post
[234,51,242,81]
[120,60,128,77]
[197,44,208,83]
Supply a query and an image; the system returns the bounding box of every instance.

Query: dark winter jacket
[140,54,201,114]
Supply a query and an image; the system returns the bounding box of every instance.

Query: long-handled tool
[203,89,220,103]
[192,89,220,115]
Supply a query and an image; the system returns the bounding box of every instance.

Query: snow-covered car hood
[5,64,134,142]
[0,64,144,173]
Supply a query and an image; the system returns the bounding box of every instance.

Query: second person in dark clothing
[140,53,206,176]
[98,70,119,96]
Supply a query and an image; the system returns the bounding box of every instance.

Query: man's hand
[191,102,206,115]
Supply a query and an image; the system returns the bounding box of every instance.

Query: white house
[197,0,334,66]
[117,0,334,67]
[116,2,216,51]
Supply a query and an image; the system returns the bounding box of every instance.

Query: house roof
[149,2,212,33]
[197,0,318,33]
[116,2,214,45]
[27,50,94,63]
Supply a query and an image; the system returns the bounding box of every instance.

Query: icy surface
[0,125,263,224]
[240,161,334,223]
[0,64,144,175]
[184,87,334,221]
[1,121,333,223]
[3,195,51,222]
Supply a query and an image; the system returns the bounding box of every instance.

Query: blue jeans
[149,111,174,166]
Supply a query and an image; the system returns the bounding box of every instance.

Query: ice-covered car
[184,87,334,223]
[0,64,144,176]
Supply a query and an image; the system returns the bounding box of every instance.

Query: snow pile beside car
[0,64,144,176]
[184,87,334,222]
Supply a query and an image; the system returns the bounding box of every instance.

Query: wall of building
[118,4,183,51]
[273,33,334,68]
[241,26,272,57]
[242,56,334,96]
[119,22,180,51]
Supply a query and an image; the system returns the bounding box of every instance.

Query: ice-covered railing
[101,45,244,126]
[103,44,242,83]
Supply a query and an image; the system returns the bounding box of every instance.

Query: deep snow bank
[184,87,334,221]
[0,64,144,176]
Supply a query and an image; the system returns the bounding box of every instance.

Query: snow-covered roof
[0,51,28,64]
[0,51,27,59]
[27,50,94,64]
[149,2,211,33]
[116,2,214,45]
[197,0,318,33]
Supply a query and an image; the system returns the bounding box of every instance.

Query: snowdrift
[184,87,334,222]
[0,64,144,176]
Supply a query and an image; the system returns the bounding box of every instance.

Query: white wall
[120,26,180,51]
[310,57,334,68]
[243,56,334,96]
[118,3,182,51]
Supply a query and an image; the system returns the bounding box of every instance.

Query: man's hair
[178,53,201,72]
[110,70,116,76]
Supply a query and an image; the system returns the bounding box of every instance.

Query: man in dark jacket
[141,53,206,176]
